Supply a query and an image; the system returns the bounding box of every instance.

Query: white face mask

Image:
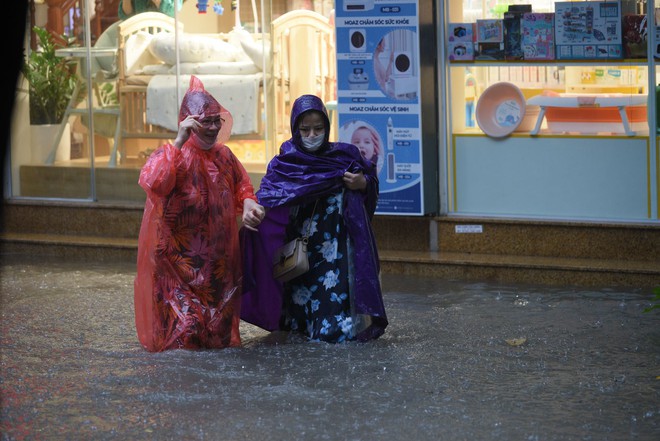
[301,133,325,152]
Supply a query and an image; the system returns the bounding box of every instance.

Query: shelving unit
[441,0,659,222]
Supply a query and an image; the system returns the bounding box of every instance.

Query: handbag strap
[302,200,319,240]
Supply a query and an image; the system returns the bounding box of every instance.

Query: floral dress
[281,190,357,343]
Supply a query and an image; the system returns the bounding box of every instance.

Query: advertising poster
[335,0,423,215]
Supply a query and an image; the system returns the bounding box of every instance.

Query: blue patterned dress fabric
[282,191,357,342]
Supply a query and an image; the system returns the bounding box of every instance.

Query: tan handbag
[272,201,317,283]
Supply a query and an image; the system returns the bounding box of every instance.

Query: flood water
[1,255,658,440]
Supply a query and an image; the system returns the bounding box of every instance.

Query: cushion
[239,37,269,71]
[124,31,159,76]
[141,63,172,75]
[125,75,152,86]
[148,32,242,65]
[194,61,260,75]
[226,28,258,63]
[169,63,197,74]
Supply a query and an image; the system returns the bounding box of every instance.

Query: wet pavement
[0,254,659,441]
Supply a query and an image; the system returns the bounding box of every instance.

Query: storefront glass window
[11,0,337,204]
[444,0,659,221]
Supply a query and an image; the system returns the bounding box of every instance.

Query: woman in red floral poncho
[134,76,264,352]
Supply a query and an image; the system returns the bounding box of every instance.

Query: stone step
[4,201,659,262]
[2,201,659,288]
[378,250,660,288]
[1,201,143,239]
[1,232,658,288]
[0,232,137,262]
[374,216,660,262]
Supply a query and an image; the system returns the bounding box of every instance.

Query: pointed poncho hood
[178,75,233,144]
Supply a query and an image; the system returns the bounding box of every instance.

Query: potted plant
[23,26,77,125]
[22,26,78,163]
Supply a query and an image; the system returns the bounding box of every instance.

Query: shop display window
[444,0,659,221]
[447,0,649,137]
[12,0,337,202]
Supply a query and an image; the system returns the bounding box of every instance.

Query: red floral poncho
[134,77,256,352]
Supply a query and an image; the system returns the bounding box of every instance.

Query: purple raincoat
[241,95,388,341]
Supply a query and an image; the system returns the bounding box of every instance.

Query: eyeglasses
[198,116,224,128]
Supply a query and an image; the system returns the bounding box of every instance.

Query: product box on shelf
[448,22,475,61]
[521,13,555,60]
[503,12,523,60]
[476,19,503,43]
[555,1,622,60]
[476,42,504,60]
[476,18,504,60]
[508,4,532,14]
[503,5,532,61]
[622,14,648,58]
[448,42,475,61]
[448,23,474,42]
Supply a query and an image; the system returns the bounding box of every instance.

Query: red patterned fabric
[134,78,256,352]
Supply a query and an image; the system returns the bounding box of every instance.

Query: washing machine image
[391,50,416,96]
[350,29,367,53]
[393,51,413,77]
[348,68,369,90]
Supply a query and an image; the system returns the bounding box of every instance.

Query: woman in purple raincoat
[241,94,388,342]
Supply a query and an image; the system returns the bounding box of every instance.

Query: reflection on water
[1,255,658,440]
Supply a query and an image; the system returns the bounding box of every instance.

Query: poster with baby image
[335,0,424,215]
[340,119,385,175]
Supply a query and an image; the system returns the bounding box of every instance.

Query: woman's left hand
[343,171,367,191]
